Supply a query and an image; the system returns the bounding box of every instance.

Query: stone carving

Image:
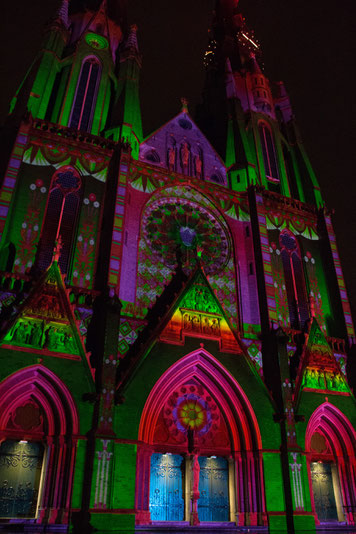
[182,312,221,337]
[168,147,176,171]
[181,284,220,314]
[181,142,190,169]
[7,320,76,354]
[195,154,202,178]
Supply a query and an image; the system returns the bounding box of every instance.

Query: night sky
[2,0,356,324]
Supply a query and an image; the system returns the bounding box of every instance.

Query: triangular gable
[294,318,349,397]
[1,262,94,378]
[160,269,241,353]
[139,111,227,186]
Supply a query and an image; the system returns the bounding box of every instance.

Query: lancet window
[280,230,309,329]
[258,122,279,183]
[37,167,82,274]
[69,57,101,132]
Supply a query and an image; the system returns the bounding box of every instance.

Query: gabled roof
[116,263,250,393]
[0,261,94,380]
[294,318,350,400]
[139,109,227,185]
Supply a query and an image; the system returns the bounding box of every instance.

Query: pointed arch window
[280,230,309,329]
[258,122,279,183]
[69,57,101,132]
[38,167,82,274]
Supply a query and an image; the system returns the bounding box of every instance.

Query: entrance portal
[149,453,184,521]
[310,462,338,522]
[0,440,44,518]
[198,456,229,522]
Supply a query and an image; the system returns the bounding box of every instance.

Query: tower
[0,0,355,532]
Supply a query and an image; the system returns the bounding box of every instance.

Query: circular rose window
[142,198,230,274]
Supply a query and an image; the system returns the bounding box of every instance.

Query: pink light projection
[0,364,79,438]
[138,348,262,451]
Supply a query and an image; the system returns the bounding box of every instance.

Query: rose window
[142,198,230,274]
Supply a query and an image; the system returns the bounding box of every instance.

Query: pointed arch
[0,366,79,523]
[136,349,266,526]
[306,402,356,525]
[306,402,356,458]
[0,365,79,437]
[69,56,101,132]
[258,121,279,184]
[138,348,262,451]
[38,165,82,274]
[279,229,309,329]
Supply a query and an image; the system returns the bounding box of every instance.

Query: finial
[56,0,70,29]
[53,235,63,263]
[181,97,189,113]
[125,24,139,52]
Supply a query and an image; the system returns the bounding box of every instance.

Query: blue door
[149,453,184,521]
[198,456,229,522]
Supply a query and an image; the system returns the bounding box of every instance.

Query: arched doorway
[136,349,266,527]
[0,366,79,524]
[306,403,356,525]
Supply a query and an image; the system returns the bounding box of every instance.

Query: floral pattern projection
[12,136,109,285]
[134,183,245,331]
[266,210,325,331]
[154,382,229,449]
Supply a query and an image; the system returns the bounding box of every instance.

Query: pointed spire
[249,53,262,75]
[125,24,139,52]
[56,0,70,29]
[181,97,189,113]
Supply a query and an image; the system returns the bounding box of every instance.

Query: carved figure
[30,323,43,347]
[168,147,175,171]
[181,142,190,168]
[195,154,202,178]
[12,322,26,344]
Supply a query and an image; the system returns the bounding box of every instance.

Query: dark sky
[2,0,356,325]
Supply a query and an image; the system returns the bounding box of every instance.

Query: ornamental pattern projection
[0,441,43,519]
[71,193,101,288]
[23,139,110,182]
[301,324,349,393]
[289,453,304,511]
[118,318,145,357]
[142,198,230,275]
[198,456,229,522]
[269,237,325,330]
[136,186,239,326]
[13,179,48,274]
[163,383,221,446]
[149,453,185,522]
[2,266,80,356]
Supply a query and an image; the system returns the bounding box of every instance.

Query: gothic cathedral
[0,0,355,532]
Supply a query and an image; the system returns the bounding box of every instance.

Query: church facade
[0,0,355,532]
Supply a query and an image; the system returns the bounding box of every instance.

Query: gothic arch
[139,348,261,451]
[69,55,102,132]
[0,365,79,438]
[0,366,79,524]
[38,165,82,274]
[136,349,266,526]
[305,403,356,524]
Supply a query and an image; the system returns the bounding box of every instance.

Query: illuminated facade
[0,0,355,531]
